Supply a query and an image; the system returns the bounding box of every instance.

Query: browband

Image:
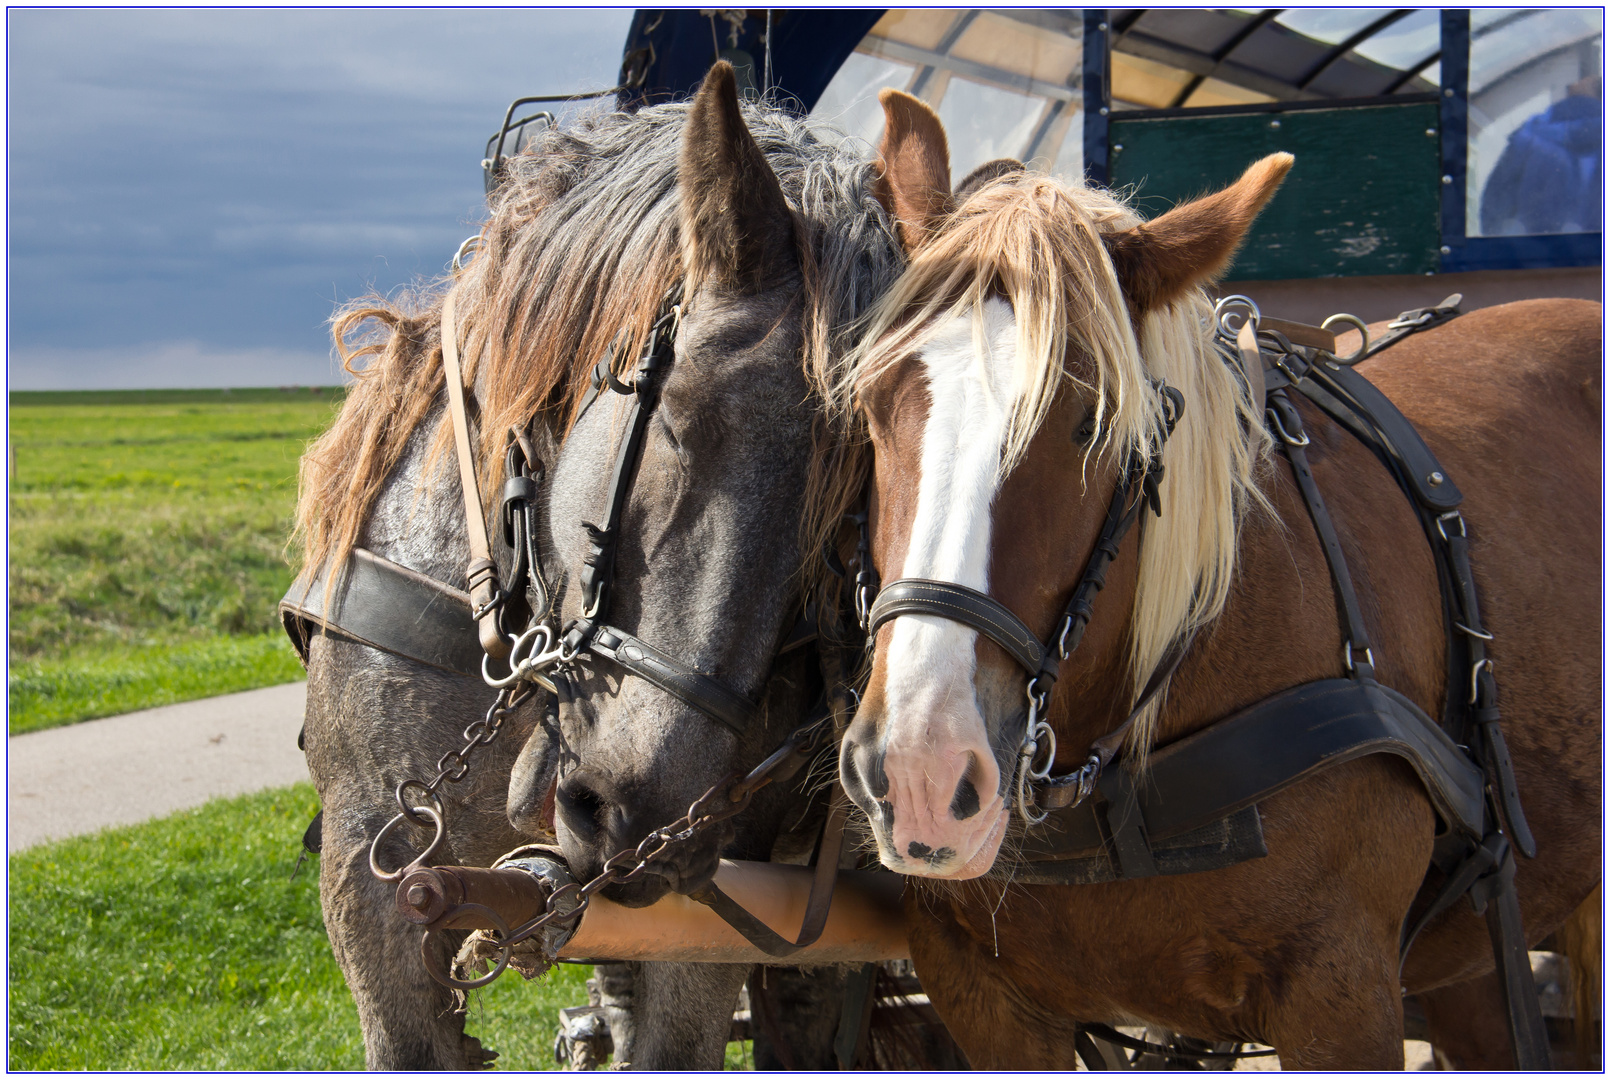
[280,548,484,678]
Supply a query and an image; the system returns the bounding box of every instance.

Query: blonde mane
[843,174,1269,752]
[294,103,899,620]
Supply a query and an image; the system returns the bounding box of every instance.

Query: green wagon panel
[1110,102,1441,280]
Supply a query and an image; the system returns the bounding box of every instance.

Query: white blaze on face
[876,298,1023,876]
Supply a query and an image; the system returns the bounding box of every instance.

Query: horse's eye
[1073,413,1100,446]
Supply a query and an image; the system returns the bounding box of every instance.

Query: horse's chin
[597,839,723,907]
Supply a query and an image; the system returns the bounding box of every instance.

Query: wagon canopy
[617,8,1602,277]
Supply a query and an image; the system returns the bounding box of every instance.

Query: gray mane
[458,99,902,479]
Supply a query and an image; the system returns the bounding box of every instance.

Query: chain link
[369,682,537,882]
[431,712,836,989]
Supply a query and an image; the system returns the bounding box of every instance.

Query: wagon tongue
[396,849,908,986]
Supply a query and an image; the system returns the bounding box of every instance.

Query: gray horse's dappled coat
[470,72,902,907]
[295,76,903,1070]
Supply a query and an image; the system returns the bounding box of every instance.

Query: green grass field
[7,783,594,1069]
[8,388,341,733]
[6,390,756,1069]
[9,782,753,1070]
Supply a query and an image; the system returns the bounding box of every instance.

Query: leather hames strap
[440,285,511,660]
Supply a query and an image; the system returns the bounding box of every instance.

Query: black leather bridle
[533,282,784,736]
[864,380,1186,822]
[277,283,776,738]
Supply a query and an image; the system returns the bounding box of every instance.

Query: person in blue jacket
[1480,75,1602,236]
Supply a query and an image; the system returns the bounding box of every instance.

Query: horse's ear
[955,157,1022,200]
[872,89,954,253]
[680,61,796,291]
[1103,153,1294,318]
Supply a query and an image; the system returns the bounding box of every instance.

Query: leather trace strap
[1267,389,1376,680]
[280,547,483,678]
[440,285,510,660]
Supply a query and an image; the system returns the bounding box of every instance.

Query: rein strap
[441,286,510,660]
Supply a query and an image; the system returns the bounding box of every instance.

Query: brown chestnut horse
[839,92,1601,1068]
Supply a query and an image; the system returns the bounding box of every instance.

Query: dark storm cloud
[7,8,631,388]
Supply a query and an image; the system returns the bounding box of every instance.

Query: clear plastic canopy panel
[809,9,1460,188]
[810,10,1085,186]
[810,8,1600,245]
[1466,8,1603,238]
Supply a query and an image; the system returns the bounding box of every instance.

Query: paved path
[8,682,309,852]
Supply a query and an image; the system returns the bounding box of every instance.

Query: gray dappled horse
[289,74,903,1069]
[292,366,751,1068]
[485,67,907,1067]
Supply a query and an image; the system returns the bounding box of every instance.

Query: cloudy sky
[7,9,632,389]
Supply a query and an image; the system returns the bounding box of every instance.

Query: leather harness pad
[280,548,483,678]
[995,677,1485,877]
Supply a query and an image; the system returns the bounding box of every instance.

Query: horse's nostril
[555,779,608,839]
[842,739,889,800]
[950,775,981,820]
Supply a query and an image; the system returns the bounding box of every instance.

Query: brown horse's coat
[850,94,1601,1068]
[913,300,1601,1071]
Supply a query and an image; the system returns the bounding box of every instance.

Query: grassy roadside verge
[7,782,598,1070]
[7,632,305,734]
[8,388,341,733]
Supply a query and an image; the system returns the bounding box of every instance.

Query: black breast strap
[994,678,1485,884]
[280,547,484,678]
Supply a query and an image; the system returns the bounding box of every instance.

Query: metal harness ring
[1214,294,1261,340]
[421,905,513,990]
[1321,313,1370,365]
[369,804,445,883]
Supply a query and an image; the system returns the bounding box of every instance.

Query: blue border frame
[1438,9,1601,273]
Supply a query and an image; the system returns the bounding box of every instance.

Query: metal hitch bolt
[408,884,431,908]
